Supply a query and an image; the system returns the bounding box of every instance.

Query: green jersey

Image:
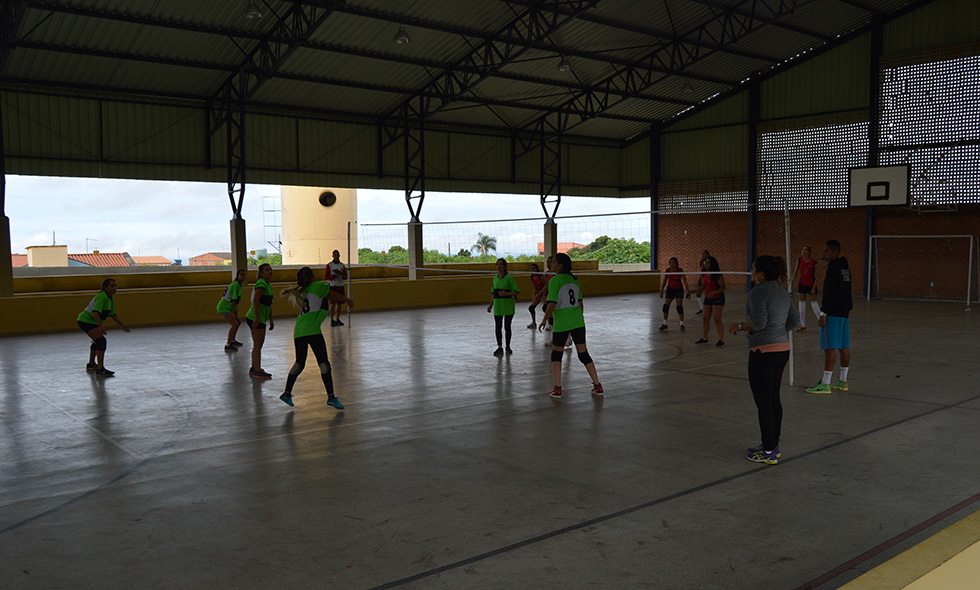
[491,274,519,316]
[245,278,274,324]
[216,280,243,314]
[78,291,116,324]
[293,282,331,338]
[546,273,585,332]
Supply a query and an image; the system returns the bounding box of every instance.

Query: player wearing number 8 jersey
[278,267,354,409]
[538,253,602,399]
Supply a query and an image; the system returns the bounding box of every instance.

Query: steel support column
[864,15,884,298]
[649,126,661,270]
[747,79,760,290]
[0,94,13,297]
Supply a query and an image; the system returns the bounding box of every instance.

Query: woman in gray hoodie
[729,255,801,465]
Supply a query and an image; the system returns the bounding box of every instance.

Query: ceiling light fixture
[557,57,571,73]
[244,0,263,19]
[394,26,412,45]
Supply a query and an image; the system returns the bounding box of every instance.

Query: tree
[457,248,472,257]
[471,233,497,256]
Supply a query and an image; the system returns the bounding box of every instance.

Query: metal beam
[526,0,820,140]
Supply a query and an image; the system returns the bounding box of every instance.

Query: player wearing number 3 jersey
[538,253,602,399]
[278,267,354,409]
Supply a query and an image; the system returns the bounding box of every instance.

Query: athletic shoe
[527,322,536,329]
[831,380,848,391]
[658,324,668,331]
[231,341,244,347]
[327,397,345,409]
[330,320,338,327]
[251,369,272,379]
[95,368,115,377]
[493,347,504,357]
[746,448,778,465]
[224,344,237,352]
[548,386,562,399]
[796,327,807,333]
[696,310,703,315]
[279,392,294,407]
[746,444,781,458]
[505,347,513,355]
[86,362,97,372]
[805,382,831,394]
[591,383,604,396]
[335,319,344,326]
[716,340,725,347]
[695,338,709,344]
[679,325,686,331]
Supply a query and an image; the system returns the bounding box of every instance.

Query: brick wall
[656,204,979,301]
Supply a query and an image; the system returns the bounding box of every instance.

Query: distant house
[11,254,28,268]
[537,242,586,256]
[68,252,135,267]
[189,252,232,266]
[132,256,173,266]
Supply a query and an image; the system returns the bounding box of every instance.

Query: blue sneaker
[746,448,778,465]
[746,444,780,458]
[279,392,294,407]
[327,396,345,410]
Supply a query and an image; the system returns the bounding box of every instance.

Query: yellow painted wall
[26,245,69,267]
[0,265,658,336]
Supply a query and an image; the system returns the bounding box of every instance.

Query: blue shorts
[819,316,850,350]
[797,283,813,294]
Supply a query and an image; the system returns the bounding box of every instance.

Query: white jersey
[326,261,347,288]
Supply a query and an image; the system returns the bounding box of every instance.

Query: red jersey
[702,274,720,296]
[530,274,545,292]
[797,257,817,287]
[665,269,684,290]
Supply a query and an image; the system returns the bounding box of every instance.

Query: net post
[347,221,352,322]
[784,198,794,385]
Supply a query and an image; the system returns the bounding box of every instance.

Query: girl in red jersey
[694,256,726,346]
[526,262,547,329]
[659,257,690,331]
[790,246,821,332]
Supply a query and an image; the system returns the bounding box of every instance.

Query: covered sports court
[2,0,980,588]
[2,294,979,588]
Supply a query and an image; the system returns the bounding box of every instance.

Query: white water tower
[280,186,358,266]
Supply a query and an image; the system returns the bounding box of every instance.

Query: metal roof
[1,0,927,143]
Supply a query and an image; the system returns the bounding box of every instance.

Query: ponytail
[280,266,316,310]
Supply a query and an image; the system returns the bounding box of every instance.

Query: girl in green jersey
[538,254,602,399]
[278,267,354,408]
[77,278,131,376]
[245,263,275,379]
[217,269,247,351]
[487,258,519,356]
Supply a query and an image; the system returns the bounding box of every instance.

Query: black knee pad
[319,361,331,375]
[577,351,593,365]
[662,303,670,314]
[551,349,563,362]
[91,336,107,351]
[528,303,537,313]
[676,305,684,314]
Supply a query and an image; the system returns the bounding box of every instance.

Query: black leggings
[284,334,334,395]
[748,350,789,451]
[494,314,514,347]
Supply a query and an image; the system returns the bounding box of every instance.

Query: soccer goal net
[867,234,978,307]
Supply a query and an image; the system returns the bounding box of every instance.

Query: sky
[5,175,653,261]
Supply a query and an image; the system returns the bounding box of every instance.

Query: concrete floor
[1,292,978,590]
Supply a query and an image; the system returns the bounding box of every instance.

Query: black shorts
[797,283,814,294]
[704,294,726,306]
[552,326,587,347]
[245,317,266,330]
[664,287,684,299]
[78,321,98,333]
